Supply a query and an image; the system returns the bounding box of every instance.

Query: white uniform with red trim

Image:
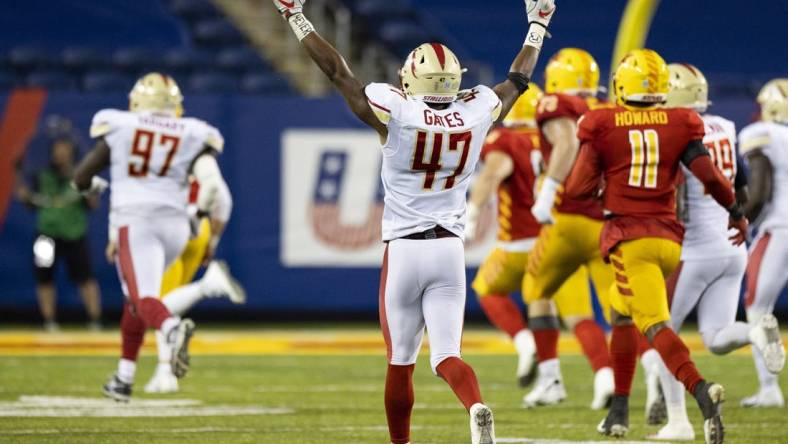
[365,82,501,371]
[739,121,788,318]
[669,114,746,341]
[90,109,224,300]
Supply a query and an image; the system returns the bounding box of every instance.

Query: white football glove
[272,0,304,18]
[531,177,559,224]
[527,0,556,29]
[77,176,108,196]
[464,203,481,242]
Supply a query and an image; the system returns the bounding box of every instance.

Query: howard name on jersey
[680,114,743,260]
[90,109,224,216]
[739,120,788,232]
[481,127,542,242]
[365,83,502,241]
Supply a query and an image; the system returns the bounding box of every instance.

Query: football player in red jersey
[520,48,615,410]
[565,49,747,444]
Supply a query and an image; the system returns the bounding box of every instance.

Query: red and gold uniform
[568,105,706,331]
[472,126,593,318]
[522,93,613,320]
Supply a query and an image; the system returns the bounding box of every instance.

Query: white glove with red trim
[526,0,556,29]
[272,0,304,19]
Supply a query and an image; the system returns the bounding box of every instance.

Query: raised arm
[492,0,556,120]
[272,0,386,138]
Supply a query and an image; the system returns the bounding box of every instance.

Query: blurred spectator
[15,115,102,331]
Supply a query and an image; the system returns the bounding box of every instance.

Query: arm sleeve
[680,139,710,166]
[203,123,225,153]
[364,83,404,125]
[687,154,735,209]
[734,156,748,191]
[89,110,119,139]
[192,153,227,213]
[210,178,233,223]
[564,142,602,199]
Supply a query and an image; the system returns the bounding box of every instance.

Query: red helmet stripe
[430,43,446,70]
[679,63,699,77]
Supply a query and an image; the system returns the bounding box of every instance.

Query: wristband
[728,202,744,220]
[507,72,531,95]
[523,23,547,50]
[288,13,315,41]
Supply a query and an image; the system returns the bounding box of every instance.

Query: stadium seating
[82,71,135,92]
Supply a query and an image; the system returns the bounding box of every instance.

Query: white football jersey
[681,114,745,260]
[365,83,502,241]
[739,120,788,232]
[90,109,224,218]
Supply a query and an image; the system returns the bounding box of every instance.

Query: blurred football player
[466,85,543,389]
[73,73,230,402]
[519,48,616,409]
[649,64,784,440]
[565,49,747,444]
[738,78,788,408]
[273,0,556,442]
[144,180,245,394]
[466,84,613,410]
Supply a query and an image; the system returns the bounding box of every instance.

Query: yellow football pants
[160,219,211,296]
[608,237,681,333]
[471,247,594,318]
[523,212,613,321]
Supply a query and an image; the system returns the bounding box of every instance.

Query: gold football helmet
[613,49,669,105]
[665,63,709,112]
[544,48,600,96]
[503,83,543,127]
[400,43,463,103]
[757,78,788,124]
[129,72,184,117]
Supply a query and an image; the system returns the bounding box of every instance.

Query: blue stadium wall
[1,91,786,321]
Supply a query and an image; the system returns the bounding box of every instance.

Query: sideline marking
[0,396,293,417]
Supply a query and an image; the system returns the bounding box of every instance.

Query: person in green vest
[16,119,102,331]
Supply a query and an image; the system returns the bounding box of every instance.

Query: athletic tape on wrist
[288,13,314,41]
[523,23,546,50]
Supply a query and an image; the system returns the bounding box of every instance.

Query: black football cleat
[694,380,725,444]
[597,394,629,438]
[647,383,668,425]
[102,374,132,403]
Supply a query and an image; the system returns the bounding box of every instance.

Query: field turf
[0,328,786,443]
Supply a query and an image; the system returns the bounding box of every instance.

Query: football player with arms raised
[273,0,556,442]
[738,78,788,408]
[565,49,747,444]
[649,64,784,440]
[517,48,616,410]
[73,73,230,402]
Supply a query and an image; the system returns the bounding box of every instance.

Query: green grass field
[0,350,786,443]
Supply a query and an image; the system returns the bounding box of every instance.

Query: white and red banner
[281,129,497,267]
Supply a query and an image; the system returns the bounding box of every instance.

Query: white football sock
[159,317,180,338]
[657,358,687,417]
[703,322,751,355]
[162,282,204,317]
[117,359,136,384]
[538,358,561,380]
[155,330,172,364]
[752,345,779,390]
[640,348,662,373]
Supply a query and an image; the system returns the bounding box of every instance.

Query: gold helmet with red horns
[400,43,464,104]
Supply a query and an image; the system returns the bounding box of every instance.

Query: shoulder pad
[739,122,772,155]
[90,109,126,138]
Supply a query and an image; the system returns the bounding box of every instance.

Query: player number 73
[627,129,659,189]
[411,130,473,190]
[129,129,181,177]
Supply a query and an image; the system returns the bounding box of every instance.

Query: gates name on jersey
[364,83,501,241]
[90,109,224,217]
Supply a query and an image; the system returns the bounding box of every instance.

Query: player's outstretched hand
[728,216,749,246]
[526,0,556,28]
[272,0,304,18]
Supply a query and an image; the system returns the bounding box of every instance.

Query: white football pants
[745,229,788,322]
[114,211,190,302]
[379,237,466,373]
